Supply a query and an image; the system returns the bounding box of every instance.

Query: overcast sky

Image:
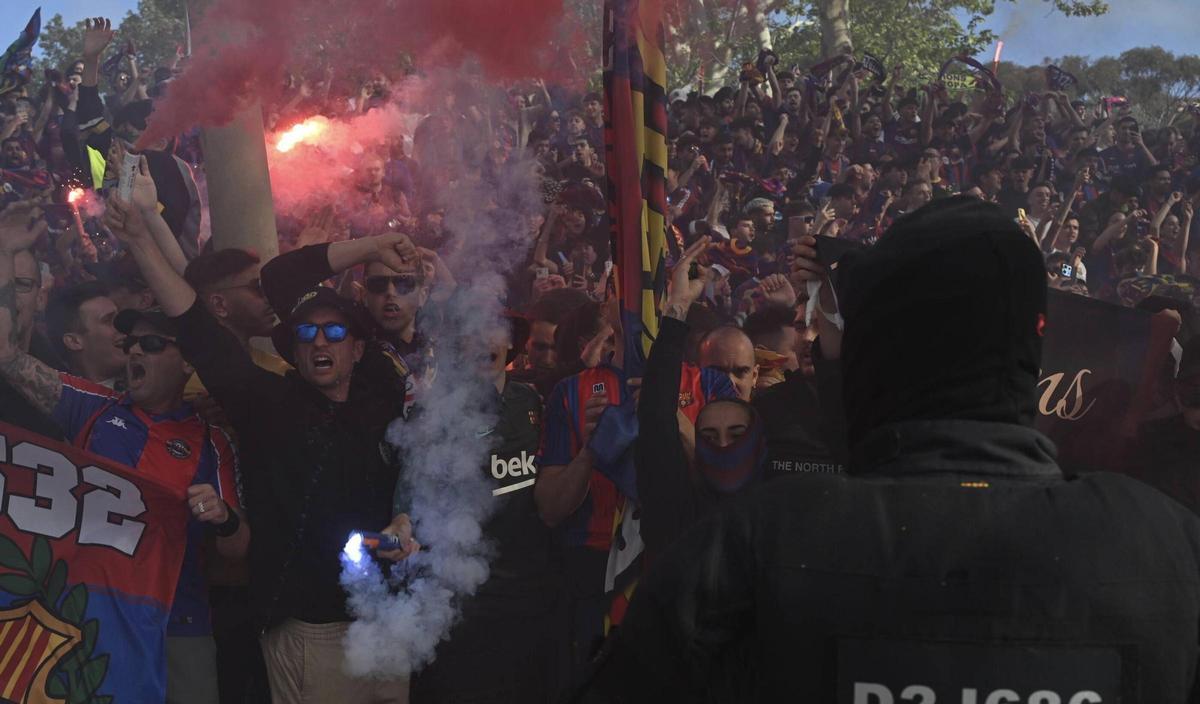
[2,0,1196,67]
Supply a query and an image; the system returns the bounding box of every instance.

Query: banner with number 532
[0,421,187,704]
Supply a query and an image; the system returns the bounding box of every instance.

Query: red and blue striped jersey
[52,374,238,636]
[538,364,735,550]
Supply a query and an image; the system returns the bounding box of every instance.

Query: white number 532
[0,436,147,557]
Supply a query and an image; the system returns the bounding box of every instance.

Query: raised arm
[1055,92,1085,130]
[0,203,62,416]
[967,111,996,147]
[847,75,862,141]
[1152,191,1183,234]
[1006,107,1025,154]
[881,65,901,124]
[765,58,782,110]
[77,19,116,157]
[704,178,728,231]
[1181,201,1194,276]
[767,114,789,157]
[1131,128,1159,168]
[80,18,114,90]
[260,232,415,315]
[1041,173,1085,249]
[122,151,187,274]
[920,85,937,147]
[105,195,195,317]
[735,81,750,118]
[636,239,712,552]
[105,196,275,420]
[529,205,560,274]
[1092,212,1128,253]
[120,56,143,105]
[31,89,54,144]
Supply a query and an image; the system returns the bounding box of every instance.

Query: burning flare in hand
[275,117,329,153]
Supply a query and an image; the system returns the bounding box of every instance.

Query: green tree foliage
[566,0,1108,92]
[33,0,185,77]
[772,0,1107,85]
[997,47,1200,128]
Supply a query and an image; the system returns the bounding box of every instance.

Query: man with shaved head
[699,326,759,401]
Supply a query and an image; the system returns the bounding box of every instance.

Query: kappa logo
[106,417,128,430]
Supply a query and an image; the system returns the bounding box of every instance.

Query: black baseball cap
[270,287,372,365]
[114,308,179,337]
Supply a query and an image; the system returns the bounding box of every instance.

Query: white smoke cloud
[338,69,545,678]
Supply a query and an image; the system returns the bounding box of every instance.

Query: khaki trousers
[260,619,409,704]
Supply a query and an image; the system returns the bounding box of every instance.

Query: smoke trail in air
[139,0,585,147]
[338,69,547,676]
[153,0,576,676]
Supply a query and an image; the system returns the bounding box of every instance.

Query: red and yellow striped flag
[603,0,668,372]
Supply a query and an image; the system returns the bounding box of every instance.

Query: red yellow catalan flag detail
[0,601,81,704]
[604,0,668,372]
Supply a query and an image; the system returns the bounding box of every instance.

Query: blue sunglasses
[294,322,349,344]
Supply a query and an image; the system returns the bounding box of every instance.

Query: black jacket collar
[851,419,1061,480]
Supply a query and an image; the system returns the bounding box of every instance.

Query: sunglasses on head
[294,322,349,344]
[364,275,418,295]
[119,334,176,354]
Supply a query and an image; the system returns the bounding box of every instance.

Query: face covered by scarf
[694,399,768,494]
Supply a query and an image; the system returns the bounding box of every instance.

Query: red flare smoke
[275,116,329,153]
[138,0,583,149]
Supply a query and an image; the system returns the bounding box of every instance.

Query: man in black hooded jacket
[581,197,1200,701]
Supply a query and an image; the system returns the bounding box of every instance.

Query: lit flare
[275,117,328,153]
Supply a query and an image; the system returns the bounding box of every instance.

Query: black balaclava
[693,399,767,494]
[839,196,1048,452]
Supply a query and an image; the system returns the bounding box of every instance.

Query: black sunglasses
[364,275,418,296]
[294,322,349,344]
[119,334,176,354]
[215,278,264,296]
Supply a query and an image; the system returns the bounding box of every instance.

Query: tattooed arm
[0,315,64,415]
[0,202,62,416]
